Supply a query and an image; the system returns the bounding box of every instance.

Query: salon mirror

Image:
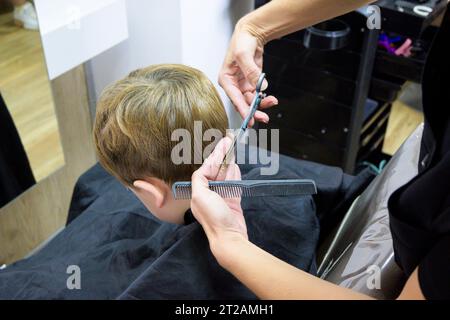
[0,0,64,208]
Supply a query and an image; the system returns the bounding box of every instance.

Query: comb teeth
[172,181,193,200]
[172,179,317,200]
[210,183,245,198]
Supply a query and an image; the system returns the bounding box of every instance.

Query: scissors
[215,73,267,179]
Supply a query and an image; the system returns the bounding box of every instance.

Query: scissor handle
[255,73,266,93]
[240,73,266,130]
[214,73,266,179]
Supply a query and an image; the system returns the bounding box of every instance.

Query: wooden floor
[0,13,64,182]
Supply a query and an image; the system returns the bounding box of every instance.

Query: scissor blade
[215,73,266,180]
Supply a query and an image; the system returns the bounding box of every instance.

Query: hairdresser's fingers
[191,168,209,192]
[191,168,246,242]
[241,92,267,126]
[220,51,262,120]
[219,51,251,115]
[220,71,274,124]
[243,91,278,110]
[255,110,269,123]
[210,137,239,182]
[234,41,262,89]
[260,96,278,109]
[219,74,251,121]
[243,91,254,105]
[191,170,218,238]
[242,108,269,127]
[225,163,241,181]
[222,143,241,181]
[237,75,267,94]
[192,143,228,194]
[193,138,231,187]
[199,137,233,180]
[247,111,269,127]
[192,140,240,197]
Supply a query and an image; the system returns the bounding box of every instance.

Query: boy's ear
[132,179,166,208]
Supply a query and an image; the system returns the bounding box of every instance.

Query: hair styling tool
[214,73,267,179]
[172,72,317,200]
[173,179,317,200]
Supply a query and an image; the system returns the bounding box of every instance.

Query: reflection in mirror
[0,0,64,208]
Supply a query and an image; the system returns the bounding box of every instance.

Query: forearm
[212,237,373,300]
[240,0,375,44]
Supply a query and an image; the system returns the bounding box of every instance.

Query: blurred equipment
[257,0,447,173]
[303,19,351,50]
[259,8,381,173]
[13,0,38,30]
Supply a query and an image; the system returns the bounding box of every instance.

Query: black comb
[172,179,317,200]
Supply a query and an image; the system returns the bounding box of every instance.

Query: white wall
[86,0,254,128]
[35,0,128,80]
[179,0,254,127]
[86,0,183,100]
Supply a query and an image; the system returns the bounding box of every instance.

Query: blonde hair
[93,64,228,186]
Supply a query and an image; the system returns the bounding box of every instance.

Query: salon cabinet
[257,0,445,173]
[259,11,380,173]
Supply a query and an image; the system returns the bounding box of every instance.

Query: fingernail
[261,79,268,91]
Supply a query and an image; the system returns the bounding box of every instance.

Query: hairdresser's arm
[192,178,425,300]
[210,235,425,300]
[191,138,425,300]
[220,0,374,122]
[211,236,371,299]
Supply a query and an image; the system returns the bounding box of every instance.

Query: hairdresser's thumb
[191,169,209,197]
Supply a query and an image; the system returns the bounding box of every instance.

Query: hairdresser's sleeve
[418,231,450,300]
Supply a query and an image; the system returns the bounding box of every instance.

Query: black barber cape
[388,5,450,300]
[0,163,317,299]
[0,152,372,299]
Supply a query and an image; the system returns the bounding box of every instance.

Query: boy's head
[94,64,228,224]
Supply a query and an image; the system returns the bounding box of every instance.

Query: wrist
[209,232,249,269]
[236,16,268,46]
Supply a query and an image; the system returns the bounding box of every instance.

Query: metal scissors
[215,73,267,179]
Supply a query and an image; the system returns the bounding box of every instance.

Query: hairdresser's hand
[219,19,278,125]
[191,137,248,254]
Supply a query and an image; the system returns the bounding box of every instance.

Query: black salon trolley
[256,0,446,173]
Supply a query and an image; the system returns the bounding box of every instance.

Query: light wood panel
[0,12,64,181]
[383,100,424,156]
[0,65,97,264]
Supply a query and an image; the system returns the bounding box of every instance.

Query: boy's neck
[162,199,191,225]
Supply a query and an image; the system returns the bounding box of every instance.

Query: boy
[94,64,229,224]
[0,64,335,299]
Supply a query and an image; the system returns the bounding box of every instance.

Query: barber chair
[317,124,424,299]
